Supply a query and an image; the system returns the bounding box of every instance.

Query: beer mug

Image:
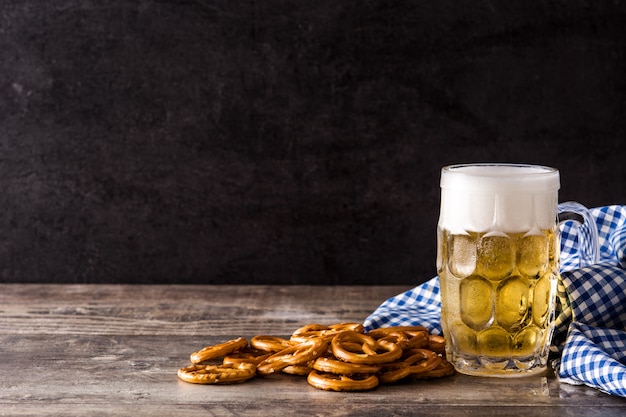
[436,163,598,377]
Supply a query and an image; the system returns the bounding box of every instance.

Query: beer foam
[438,164,560,233]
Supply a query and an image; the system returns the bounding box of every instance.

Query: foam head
[438,164,560,233]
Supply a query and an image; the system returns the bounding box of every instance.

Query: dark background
[1,1,624,285]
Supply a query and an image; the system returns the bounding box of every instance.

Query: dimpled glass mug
[436,163,598,377]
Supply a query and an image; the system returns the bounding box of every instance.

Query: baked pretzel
[403,348,442,376]
[291,323,328,336]
[177,362,256,384]
[223,347,272,366]
[178,323,455,391]
[378,362,411,384]
[329,322,365,333]
[282,364,313,376]
[311,356,382,375]
[190,337,248,364]
[250,336,294,352]
[331,331,402,364]
[307,371,379,392]
[368,327,431,348]
[426,334,446,355]
[367,330,411,350]
[257,337,328,375]
[406,330,429,349]
[411,358,455,379]
[290,322,364,343]
[367,325,429,334]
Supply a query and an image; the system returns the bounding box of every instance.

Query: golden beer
[437,228,559,375]
[438,164,561,377]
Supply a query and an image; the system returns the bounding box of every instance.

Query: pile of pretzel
[177,323,455,391]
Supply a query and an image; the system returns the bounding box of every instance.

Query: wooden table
[1,284,625,416]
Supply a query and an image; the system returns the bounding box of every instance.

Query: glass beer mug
[436,163,598,377]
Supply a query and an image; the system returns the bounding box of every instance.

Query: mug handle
[557,201,599,268]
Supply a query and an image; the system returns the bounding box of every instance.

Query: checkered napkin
[364,205,626,397]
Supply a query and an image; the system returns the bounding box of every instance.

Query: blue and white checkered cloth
[364,205,626,397]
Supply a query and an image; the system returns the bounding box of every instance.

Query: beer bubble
[439,164,560,234]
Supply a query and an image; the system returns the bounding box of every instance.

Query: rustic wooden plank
[1,334,624,416]
[0,284,408,336]
[1,284,625,416]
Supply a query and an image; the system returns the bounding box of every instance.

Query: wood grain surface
[1,284,625,416]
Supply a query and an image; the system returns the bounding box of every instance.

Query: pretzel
[189,337,248,364]
[282,364,313,376]
[426,334,446,355]
[411,358,455,379]
[331,331,402,364]
[367,330,411,350]
[311,356,382,375]
[307,371,379,392]
[223,347,272,366]
[368,327,433,350]
[329,322,365,333]
[256,337,328,375]
[178,323,455,391]
[378,362,411,384]
[406,330,429,349]
[367,325,429,334]
[291,323,329,337]
[290,322,364,343]
[403,348,442,376]
[177,362,256,384]
[250,336,294,352]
